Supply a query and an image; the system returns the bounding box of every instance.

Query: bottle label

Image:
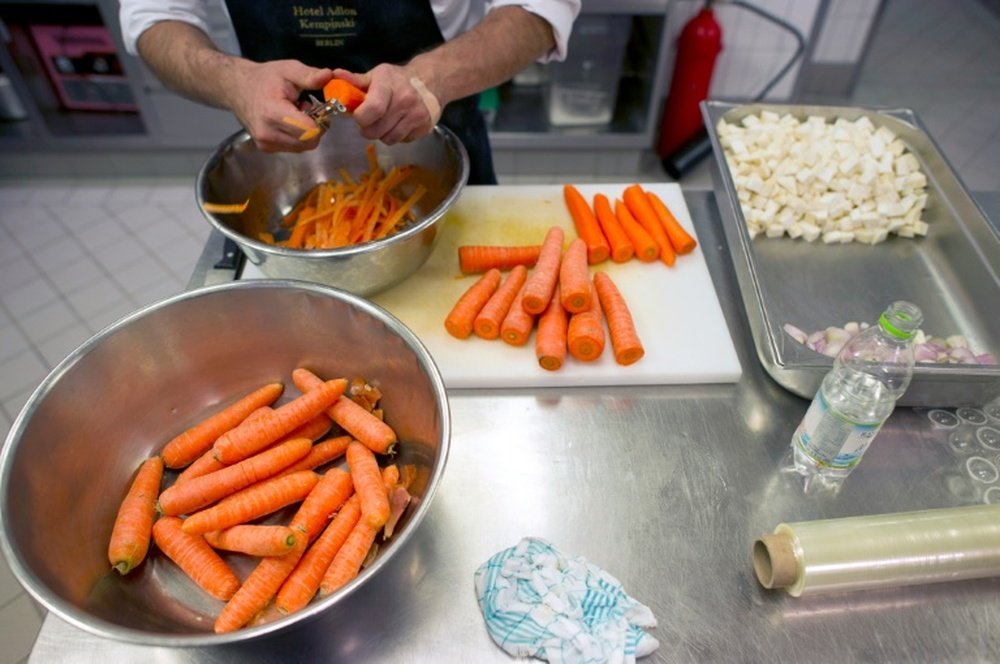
[794,390,884,469]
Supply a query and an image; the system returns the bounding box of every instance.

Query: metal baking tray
[702,100,1000,407]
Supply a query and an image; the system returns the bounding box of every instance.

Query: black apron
[225,0,497,185]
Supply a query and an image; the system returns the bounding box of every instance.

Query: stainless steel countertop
[29,189,1000,663]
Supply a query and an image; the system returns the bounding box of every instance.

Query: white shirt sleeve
[118,0,213,55]
[486,0,581,62]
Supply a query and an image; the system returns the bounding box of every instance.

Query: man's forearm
[404,6,556,107]
[136,20,245,111]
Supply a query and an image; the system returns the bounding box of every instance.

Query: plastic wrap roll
[752,504,1000,597]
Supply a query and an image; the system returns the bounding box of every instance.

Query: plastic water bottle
[791,301,923,489]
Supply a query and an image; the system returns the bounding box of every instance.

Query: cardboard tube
[753,504,1000,597]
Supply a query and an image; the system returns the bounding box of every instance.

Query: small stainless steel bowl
[196,118,469,296]
[0,280,450,646]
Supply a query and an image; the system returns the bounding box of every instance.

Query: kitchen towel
[474,537,659,663]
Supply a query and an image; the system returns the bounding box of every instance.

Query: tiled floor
[0,0,998,661]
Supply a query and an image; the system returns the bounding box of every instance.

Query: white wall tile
[2,277,57,318]
[0,352,47,402]
[16,301,83,345]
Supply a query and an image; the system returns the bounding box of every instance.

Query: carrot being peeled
[204,524,298,557]
[594,271,645,366]
[153,516,240,601]
[500,282,535,347]
[536,285,568,372]
[646,190,697,254]
[292,368,397,455]
[563,184,610,264]
[593,193,634,263]
[474,264,528,339]
[623,184,676,266]
[182,470,320,535]
[614,199,659,263]
[558,238,591,314]
[323,78,367,112]
[108,456,163,575]
[521,226,565,315]
[458,245,541,274]
[445,268,501,339]
[567,282,605,362]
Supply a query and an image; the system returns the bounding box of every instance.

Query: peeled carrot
[346,441,390,529]
[445,268,502,339]
[458,245,541,274]
[500,282,535,347]
[593,271,645,366]
[279,435,352,476]
[204,524,298,557]
[275,495,361,614]
[323,78,366,112]
[213,378,347,464]
[182,470,320,535]
[593,194,634,263]
[536,285,568,371]
[152,516,241,601]
[521,226,565,315]
[108,456,163,575]
[563,184,610,264]
[319,518,379,596]
[159,438,312,517]
[613,199,658,262]
[162,382,284,469]
[646,190,697,254]
[623,184,676,266]
[474,264,528,339]
[292,368,398,455]
[558,238,591,314]
[567,282,605,362]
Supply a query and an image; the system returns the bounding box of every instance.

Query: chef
[118,1,581,185]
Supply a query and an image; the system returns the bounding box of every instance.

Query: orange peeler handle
[322,79,366,112]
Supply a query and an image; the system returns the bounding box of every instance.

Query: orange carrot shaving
[458,245,542,274]
[536,285,568,371]
[500,282,535,347]
[646,190,697,254]
[474,264,528,339]
[213,379,347,464]
[563,184,610,264]
[623,184,675,266]
[204,525,298,557]
[567,282,605,362]
[107,456,163,575]
[558,238,591,314]
[521,226,565,315]
[593,194,634,263]
[159,438,312,517]
[346,441,390,529]
[182,470,320,536]
[445,268,502,339]
[281,115,320,141]
[202,200,249,214]
[162,383,284,470]
[152,516,241,601]
[594,271,645,366]
[614,199,659,262]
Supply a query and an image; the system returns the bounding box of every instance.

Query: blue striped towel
[474,537,659,663]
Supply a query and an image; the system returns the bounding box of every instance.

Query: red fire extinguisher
[656,3,723,159]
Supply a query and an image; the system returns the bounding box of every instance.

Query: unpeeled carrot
[536,285,568,371]
[108,456,163,575]
[474,264,528,339]
[182,470,320,535]
[161,382,284,469]
[568,282,605,362]
[176,407,273,483]
[204,525,298,557]
[593,194,634,263]
[614,199,659,263]
[279,435,352,476]
[558,238,591,314]
[445,268,501,339]
[623,184,676,266]
[458,245,541,274]
[593,271,645,366]
[521,226,565,315]
[646,190,697,254]
[213,378,347,464]
[292,368,398,455]
[159,437,312,517]
[500,282,535,347]
[152,516,241,601]
[286,468,355,541]
[563,184,610,264]
[275,495,361,614]
[319,518,379,596]
[346,441,390,529]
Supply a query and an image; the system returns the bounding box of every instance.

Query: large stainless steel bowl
[196,118,469,296]
[0,280,450,646]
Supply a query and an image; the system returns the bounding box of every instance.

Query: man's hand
[332,66,441,145]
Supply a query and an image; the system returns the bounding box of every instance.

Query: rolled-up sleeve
[118,0,213,55]
[488,0,582,62]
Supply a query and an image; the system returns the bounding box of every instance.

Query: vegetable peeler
[306,80,367,129]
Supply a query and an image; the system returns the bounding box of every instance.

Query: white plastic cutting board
[240,183,742,389]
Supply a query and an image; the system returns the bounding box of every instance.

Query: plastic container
[546,15,630,127]
[791,301,923,489]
